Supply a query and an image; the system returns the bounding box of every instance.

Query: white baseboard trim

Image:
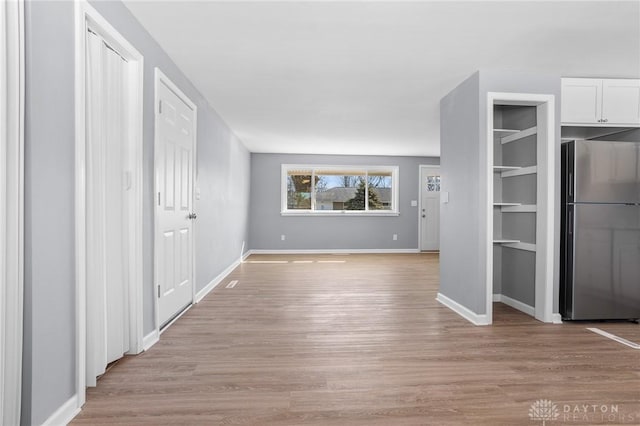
[436,292,490,326]
[142,329,159,351]
[195,255,243,303]
[494,295,563,324]
[42,394,81,426]
[246,248,420,255]
[241,250,252,261]
[493,294,535,317]
[551,313,563,324]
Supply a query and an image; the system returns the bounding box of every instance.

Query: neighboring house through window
[281,165,399,215]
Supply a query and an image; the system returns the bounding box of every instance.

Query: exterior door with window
[420,167,440,251]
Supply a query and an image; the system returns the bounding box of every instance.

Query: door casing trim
[1,0,25,424]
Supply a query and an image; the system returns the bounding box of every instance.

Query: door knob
[187,213,197,220]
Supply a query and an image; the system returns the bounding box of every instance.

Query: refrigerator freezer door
[574,140,640,203]
[571,204,640,319]
[560,204,575,318]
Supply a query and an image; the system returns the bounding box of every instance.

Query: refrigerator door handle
[568,172,572,198]
[568,209,573,235]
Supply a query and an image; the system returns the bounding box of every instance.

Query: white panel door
[561,78,602,124]
[156,79,195,327]
[601,79,640,125]
[420,167,440,251]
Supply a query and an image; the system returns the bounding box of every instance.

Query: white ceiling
[123,1,640,157]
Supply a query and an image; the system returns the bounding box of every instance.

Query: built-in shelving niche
[485,92,555,325]
[492,105,538,316]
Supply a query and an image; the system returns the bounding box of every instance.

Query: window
[282,165,399,215]
[425,175,441,192]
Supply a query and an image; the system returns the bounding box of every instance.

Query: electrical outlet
[281,234,286,241]
[393,234,398,241]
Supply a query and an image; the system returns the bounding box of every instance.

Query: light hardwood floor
[73,253,640,425]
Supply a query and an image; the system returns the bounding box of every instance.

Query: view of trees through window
[286,167,394,212]
[286,171,313,209]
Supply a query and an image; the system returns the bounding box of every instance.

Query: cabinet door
[561,78,602,124]
[601,79,640,125]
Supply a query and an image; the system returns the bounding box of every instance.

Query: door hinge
[158,192,161,206]
[158,100,162,114]
[157,285,161,298]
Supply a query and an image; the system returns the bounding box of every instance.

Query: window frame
[281,164,400,216]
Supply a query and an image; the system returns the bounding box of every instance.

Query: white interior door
[420,167,440,251]
[86,29,130,385]
[156,76,196,328]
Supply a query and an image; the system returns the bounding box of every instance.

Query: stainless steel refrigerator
[561,140,640,320]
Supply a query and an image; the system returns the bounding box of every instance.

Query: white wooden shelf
[501,126,537,144]
[501,204,536,213]
[501,165,537,178]
[493,240,536,252]
[493,202,521,206]
[501,242,537,252]
[493,165,521,172]
[494,128,520,137]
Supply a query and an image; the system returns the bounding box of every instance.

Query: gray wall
[439,70,561,317]
[23,2,76,424]
[22,1,250,424]
[195,109,250,288]
[249,154,438,250]
[439,72,484,313]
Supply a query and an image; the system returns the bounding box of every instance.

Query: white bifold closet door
[85,29,130,386]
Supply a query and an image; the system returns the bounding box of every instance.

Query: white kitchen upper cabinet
[562,78,640,126]
[561,78,601,124]
[601,79,640,125]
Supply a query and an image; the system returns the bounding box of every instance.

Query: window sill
[281,211,400,217]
